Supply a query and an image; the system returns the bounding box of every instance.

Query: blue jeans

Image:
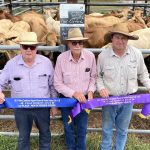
[14,108,51,150]
[61,107,88,150]
[101,104,133,150]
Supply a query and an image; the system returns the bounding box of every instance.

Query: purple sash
[70,94,150,119]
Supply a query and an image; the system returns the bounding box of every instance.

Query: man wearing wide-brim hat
[54,28,96,150]
[97,23,150,150]
[0,32,57,150]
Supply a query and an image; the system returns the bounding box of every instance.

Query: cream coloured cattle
[46,16,60,35]
[0,19,13,34]
[43,7,59,20]
[128,28,150,57]
[5,21,31,44]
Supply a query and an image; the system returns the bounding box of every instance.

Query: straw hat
[65,28,88,41]
[19,32,44,45]
[104,23,139,43]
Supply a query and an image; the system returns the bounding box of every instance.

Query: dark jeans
[14,108,51,150]
[60,94,88,150]
[61,108,88,150]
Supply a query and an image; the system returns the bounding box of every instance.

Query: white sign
[60,4,85,41]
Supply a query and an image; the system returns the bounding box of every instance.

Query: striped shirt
[0,54,57,98]
[54,49,96,98]
[97,45,150,96]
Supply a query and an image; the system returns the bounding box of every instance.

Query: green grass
[0,133,150,150]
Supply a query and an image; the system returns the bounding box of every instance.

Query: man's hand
[51,107,59,118]
[0,92,5,104]
[73,92,86,103]
[88,91,93,100]
[148,88,150,94]
[99,89,109,98]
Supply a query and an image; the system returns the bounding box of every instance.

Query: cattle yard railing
[0,45,150,136]
[0,1,150,15]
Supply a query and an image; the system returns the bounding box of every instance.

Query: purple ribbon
[70,94,150,119]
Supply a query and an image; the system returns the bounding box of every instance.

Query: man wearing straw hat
[0,32,57,150]
[97,23,150,150]
[54,28,96,150]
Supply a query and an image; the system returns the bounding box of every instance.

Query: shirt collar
[68,50,85,62]
[17,54,42,66]
[110,46,130,57]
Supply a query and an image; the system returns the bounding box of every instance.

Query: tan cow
[84,21,146,48]
[84,25,113,48]
[85,7,130,29]
[129,7,147,27]
[19,11,50,42]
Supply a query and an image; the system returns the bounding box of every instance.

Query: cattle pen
[0,0,150,149]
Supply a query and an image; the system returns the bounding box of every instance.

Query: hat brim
[104,31,139,43]
[20,41,45,45]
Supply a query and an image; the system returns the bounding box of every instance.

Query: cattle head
[43,7,59,20]
[45,32,58,46]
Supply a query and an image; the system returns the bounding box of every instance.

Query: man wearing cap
[0,32,57,150]
[97,23,150,150]
[54,28,96,150]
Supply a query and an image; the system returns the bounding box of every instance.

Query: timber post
[8,0,12,14]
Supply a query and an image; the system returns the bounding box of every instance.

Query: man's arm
[87,54,97,100]
[0,63,10,103]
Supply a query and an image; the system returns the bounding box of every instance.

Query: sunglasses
[21,45,37,50]
[71,41,84,46]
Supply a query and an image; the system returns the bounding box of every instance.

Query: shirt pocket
[38,74,49,88]
[128,63,137,80]
[104,66,115,80]
[63,72,72,84]
[84,70,90,81]
[12,77,23,92]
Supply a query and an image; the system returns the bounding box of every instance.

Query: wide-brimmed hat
[19,32,44,45]
[65,28,88,41]
[104,23,139,43]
